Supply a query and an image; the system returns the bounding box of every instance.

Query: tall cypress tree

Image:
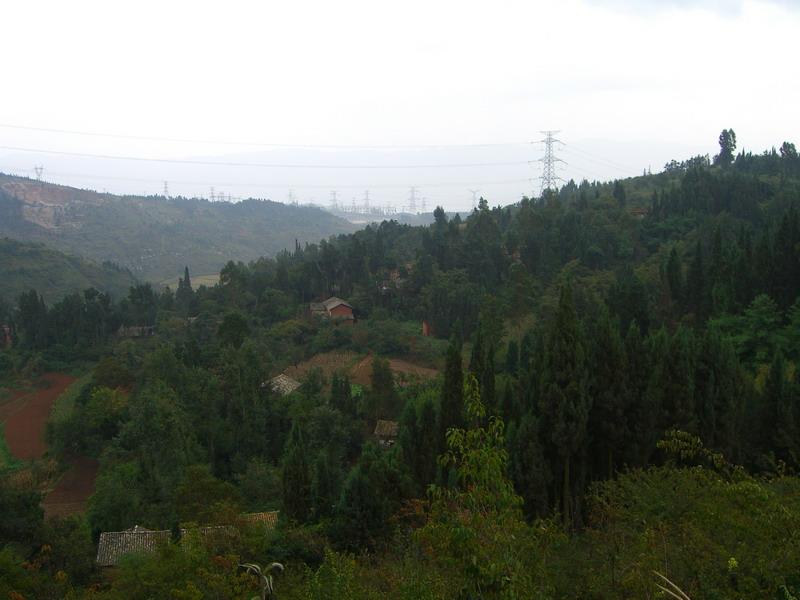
[311,448,340,519]
[281,423,311,522]
[505,339,519,375]
[686,240,707,319]
[586,301,628,478]
[439,338,465,450]
[762,351,799,467]
[666,246,684,309]
[539,283,590,528]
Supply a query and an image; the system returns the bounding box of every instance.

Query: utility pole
[210,186,216,201]
[363,190,370,214]
[34,165,44,183]
[537,130,566,198]
[163,181,169,198]
[329,190,338,210]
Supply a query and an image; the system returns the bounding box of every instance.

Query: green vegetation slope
[0,173,357,281]
[0,238,136,304]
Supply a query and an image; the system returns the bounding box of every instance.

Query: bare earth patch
[285,351,439,387]
[43,456,100,519]
[2,373,75,460]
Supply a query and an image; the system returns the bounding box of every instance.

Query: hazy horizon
[1,0,798,210]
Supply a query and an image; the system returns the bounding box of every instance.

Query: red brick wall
[329,305,354,320]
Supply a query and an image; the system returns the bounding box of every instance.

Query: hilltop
[0,238,137,304]
[0,173,358,281]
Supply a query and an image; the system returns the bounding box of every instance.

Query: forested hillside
[2,135,800,599]
[0,173,357,281]
[0,238,136,304]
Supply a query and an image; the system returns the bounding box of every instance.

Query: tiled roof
[96,515,280,566]
[95,526,170,567]
[322,297,352,311]
[240,511,280,527]
[269,374,302,396]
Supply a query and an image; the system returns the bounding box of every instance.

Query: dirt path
[2,373,75,460]
[43,456,100,519]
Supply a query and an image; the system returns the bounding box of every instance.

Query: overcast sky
[1,0,798,210]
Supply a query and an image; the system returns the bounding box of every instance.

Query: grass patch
[49,373,91,425]
[0,423,21,472]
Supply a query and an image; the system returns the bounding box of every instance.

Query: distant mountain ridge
[0,238,137,304]
[0,173,358,281]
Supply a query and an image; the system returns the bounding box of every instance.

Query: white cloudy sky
[0,0,798,210]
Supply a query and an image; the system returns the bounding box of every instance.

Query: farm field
[1,373,100,520]
[43,456,100,519]
[284,350,439,387]
[1,373,75,460]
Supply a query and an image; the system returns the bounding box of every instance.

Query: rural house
[117,325,156,338]
[374,419,399,448]
[266,373,302,396]
[1,324,11,349]
[96,512,279,567]
[309,296,355,322]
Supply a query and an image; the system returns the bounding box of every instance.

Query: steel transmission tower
[537,130,566,197]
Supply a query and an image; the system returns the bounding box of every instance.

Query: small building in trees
[1,324,11,349]
[309,297,354,323]
[96,513,279,567]
[116,325,156,338]
[266,373,302,396]
[629,207,648,219]
[95,526,171,567]
[373,419,399,448]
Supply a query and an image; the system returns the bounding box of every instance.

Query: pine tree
[330,372,354,416]
[662,327,697,433]
[624,321,658,466]
[281,424,311,522]
[686,240,707,319]
[586,301,628,478]
[666,246,684,309]
[508,411,550,517]
[311,448,340,519]
[481,345,497,416]
[762,351,799,467]
[175,265,195,315]
[538,283,591,528]
[439,339,465,450]
[505,339,519,375]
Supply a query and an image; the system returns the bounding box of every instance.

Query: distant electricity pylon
[329,190,338,210]
[408,187,418,213]
[163,181,169,197]
[468,189,480,210]
[34,165,44,182]
[537,130,566,197]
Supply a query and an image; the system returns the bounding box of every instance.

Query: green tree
[715,128,737,167]
[539,283,591,527]
[174,465,242,524]
[367,356,399,418]
[586,301,628,478]
[439,339,465,451]
[281,423,311,523]
[311,448,341,519]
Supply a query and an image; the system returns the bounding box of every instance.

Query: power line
[0,144,530,169]
[0,165,534,190]
[0,122,531,150]
[561,144,640,175]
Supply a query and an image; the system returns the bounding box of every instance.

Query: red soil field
[43,456,100,519]
[2,372,75,460]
